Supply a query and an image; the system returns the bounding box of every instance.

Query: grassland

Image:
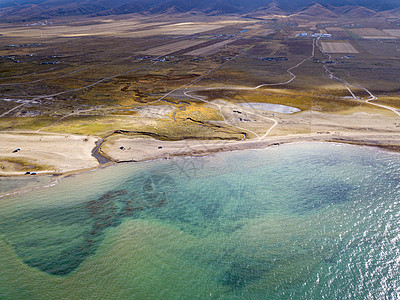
[0,14,399,174]
[140,40,208,56]
[185,40,234,56]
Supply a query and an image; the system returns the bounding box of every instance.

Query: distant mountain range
[1,0,400,21]
[247,2,386,19]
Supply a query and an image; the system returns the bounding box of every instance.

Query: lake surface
[238,102,301,114]
[0,143,399,299]
[0,175,52,196]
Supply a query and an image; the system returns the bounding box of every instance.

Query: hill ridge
[0,0,399,21]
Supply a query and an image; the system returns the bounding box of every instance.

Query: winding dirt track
[175,40,317,140]
[316,39,400,118]
[0,103,26,118]
[1,39,318,141]
[4,37,397,148]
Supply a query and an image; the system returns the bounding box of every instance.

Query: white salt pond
[238,102,301,114]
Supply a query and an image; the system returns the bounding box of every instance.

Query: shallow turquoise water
[0,143,399,299]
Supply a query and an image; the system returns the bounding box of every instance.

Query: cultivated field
[383,29,400,38]
[321,41,358,53]
[184,40,234,56]
[0,20,170,38]
[349,28,393,39]
[238,28,276,38]
[325,27,351,39]
[141,40,208,56]
[156,23,225,35]
[0,20,235,38]
[326,27,344,32]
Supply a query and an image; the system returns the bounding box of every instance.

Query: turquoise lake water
[0,143,399,299]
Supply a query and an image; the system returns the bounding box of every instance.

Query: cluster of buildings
[40,61,61,65]
[7,43,41,48]
[259,57,288,61]
[295,32,332,38]
[25,20,53,26]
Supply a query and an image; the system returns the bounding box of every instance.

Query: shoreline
[99,132,400,162]
[0,132,99,177]
[1,132,399,178]
[0,133,399,198]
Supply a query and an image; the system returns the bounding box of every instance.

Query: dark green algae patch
[9,173,176,276]
[2,171,354,282]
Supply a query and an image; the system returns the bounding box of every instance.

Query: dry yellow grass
[171,103,223,122]
[184,40,234,56]
[349,28,392,39]
[156,23,224,35]
[244,24,263,29]
[141,40,208,56]
[0,20,228,38]
[240,29,275,38]
[0,20,169,38]
[326,27,345,32]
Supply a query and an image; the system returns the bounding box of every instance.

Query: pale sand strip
[321,42,358,54]
[0,132,98,176]
[0,132,399,177]
[101,133,400,163]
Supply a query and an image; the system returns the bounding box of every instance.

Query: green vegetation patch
[0,157,54,172]
[344,29,361,39]
[0,117,57,131]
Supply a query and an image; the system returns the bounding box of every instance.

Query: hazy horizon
[1,0,400,12]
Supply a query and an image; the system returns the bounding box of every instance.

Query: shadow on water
[291,182,355,214]
[220,257,273,290]
[137,179,261,237]
[15,173,352,278]
[8,173,266,277]
[4,171,358,281]
[8,173,175,276]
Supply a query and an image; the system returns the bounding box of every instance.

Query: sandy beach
[0,132,99,176]
[0,130,399,177]
[101,132,400,162]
